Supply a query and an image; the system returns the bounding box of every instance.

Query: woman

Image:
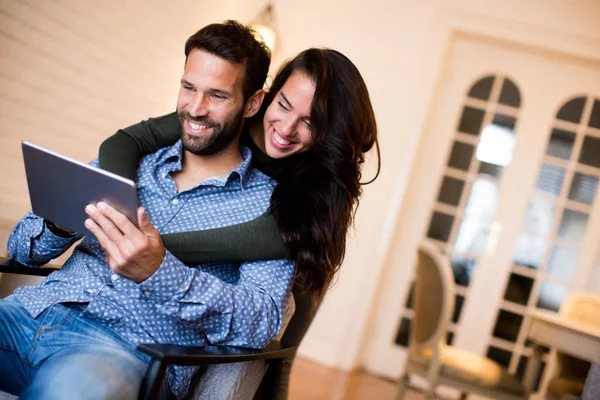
[99,48,380,301]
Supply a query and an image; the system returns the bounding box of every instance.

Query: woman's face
[262,71,315,159]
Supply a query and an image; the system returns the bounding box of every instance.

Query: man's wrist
[44,220,77,238]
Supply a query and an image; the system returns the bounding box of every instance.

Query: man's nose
[188,94,208,117]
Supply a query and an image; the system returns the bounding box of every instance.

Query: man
[0,20,294,400]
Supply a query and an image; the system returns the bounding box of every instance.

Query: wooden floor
[289,357,425,400]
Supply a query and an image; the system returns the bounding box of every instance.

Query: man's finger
[84,218,126,266]
[97,202,140,239]
[88,203,139,259]
[86,204,125,240]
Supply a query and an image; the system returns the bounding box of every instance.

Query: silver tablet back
[22,141,138,237]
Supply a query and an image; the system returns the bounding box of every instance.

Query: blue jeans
[0,295,158,400]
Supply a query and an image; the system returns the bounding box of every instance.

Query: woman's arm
[162,212,289,263]
[99,112,181,180]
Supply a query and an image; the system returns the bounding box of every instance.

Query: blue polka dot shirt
[8,141,295,399]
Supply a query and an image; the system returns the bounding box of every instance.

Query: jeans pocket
[36,303,82,334]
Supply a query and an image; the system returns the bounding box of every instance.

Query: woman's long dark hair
[257,49,380,301]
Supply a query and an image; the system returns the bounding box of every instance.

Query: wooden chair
[396,241,527,400]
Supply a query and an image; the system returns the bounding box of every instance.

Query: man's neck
[172,140,244,193]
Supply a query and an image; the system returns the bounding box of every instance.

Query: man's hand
[84,202,165,283]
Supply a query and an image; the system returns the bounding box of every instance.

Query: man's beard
[178,107,244,156]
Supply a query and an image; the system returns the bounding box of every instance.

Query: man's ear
[243,89,266,118]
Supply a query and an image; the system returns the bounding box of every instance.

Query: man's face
[176,49,247,155]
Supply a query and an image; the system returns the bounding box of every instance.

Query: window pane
[493,309,523,342]
[395,317,411,347]
[516,356,546,391]
[437,176,465,206]
[492,114,517,131]
[468,75,494,101]
[405,282,414,309]
[523,198,555,236]
[427,212,455,242]
[478,162,503,179]
[487,346,512,368]
[589,99,600,129]
[452,294,465,323]
[546,128,576,160]
[535,163,566,197]
[448,141,474,171]
[504,273,534,305]
[536,281,568,312]
[476,122,516,167]
[556,97,585,124]
[546,245,579,282]
[568,172,598,205]
[465,178,499,217]
[557,209,588,242]
[458,106,485,136]
[454,179,499,253]
[498,78,521,108]
[514,233,547,269]
[455,217,487,254]
[579,136,600,169]
[446,331,455,345]
[450,255,475,287]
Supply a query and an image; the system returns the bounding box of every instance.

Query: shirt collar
[158,140,254,189]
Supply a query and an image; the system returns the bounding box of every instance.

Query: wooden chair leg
[396,372,410,400]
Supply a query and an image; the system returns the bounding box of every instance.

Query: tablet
[22,141,138,237]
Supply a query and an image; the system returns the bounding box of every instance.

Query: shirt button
[143,290,152,297]
[111,274,119,281]
[86,289,94,294]
[172,199,179,205]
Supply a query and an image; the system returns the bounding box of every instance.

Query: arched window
[484,95,600,388]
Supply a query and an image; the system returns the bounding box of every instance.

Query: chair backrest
[411,241,456,350]
[555,293,600,378]
[254,285,321,400]
[560,292,600,333]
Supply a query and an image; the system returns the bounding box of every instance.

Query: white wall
[0,0,269,221]
[1,0,600,374]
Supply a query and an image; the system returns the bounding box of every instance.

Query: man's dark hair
[184,20,271,101]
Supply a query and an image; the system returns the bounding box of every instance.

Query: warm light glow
[252,24,277,53]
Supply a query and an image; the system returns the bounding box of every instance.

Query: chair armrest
[0,257,59,276]
[137,341,296,400]
[137,341,296,366]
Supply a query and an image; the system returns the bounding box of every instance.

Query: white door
[364,33,600,394]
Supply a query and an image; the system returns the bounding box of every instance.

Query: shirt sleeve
[138,250,295,348]
[7,211,81,267]
[7,158,100,266]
